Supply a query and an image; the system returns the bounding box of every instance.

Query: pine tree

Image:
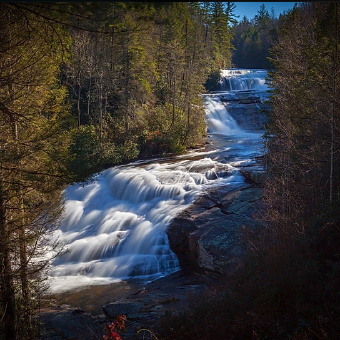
[0,3,73,338]
[265,2,340,233]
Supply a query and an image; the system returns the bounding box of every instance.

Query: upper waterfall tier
[219,69,268,92]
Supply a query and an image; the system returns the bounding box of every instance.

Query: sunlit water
[219,68,269,92]
[47,69,267,293]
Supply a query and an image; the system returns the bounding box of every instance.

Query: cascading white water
[47,158,236,293]
[219,69,268,92]
[47,68,267,293]
[205,97,242,135]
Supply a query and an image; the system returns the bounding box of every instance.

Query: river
[46,69,269,294]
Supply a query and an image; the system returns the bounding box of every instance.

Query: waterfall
[219,69,268,92]
[47,68,267,293]
[205,97,242,135]
[47,157,235,293]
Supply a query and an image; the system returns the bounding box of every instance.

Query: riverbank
[37,269,227,339]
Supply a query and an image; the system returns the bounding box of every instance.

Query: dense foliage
[62,1,237,181]
[0,2,235,339]
[232,3,290,69]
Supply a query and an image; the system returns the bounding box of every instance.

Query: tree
[210,2,233,69]
[264,2,340,233]
[0,3,73,338]
[63,2,222,157]
[231,3,281,68]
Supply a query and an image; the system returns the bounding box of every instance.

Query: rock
[193,194,218,209]
[167,182,263,274]
[208,183,253,207]
[239,98,261,104]
[37,304,105,339]
[240,168,267,186]
[102,301,144,319]
[196,214,260,273]
[222,101,269,131]
[71,308,85,315]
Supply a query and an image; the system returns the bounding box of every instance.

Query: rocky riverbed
[37,269,225,339]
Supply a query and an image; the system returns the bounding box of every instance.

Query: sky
[232,2,299,21]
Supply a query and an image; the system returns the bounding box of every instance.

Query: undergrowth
[156,212,340,339]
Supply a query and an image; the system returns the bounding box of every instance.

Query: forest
[0,1,339,339]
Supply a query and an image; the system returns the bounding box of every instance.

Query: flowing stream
[47,69,269,293]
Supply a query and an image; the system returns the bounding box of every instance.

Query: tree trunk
[77,75,81,127]
[124,38,130,138]
[0,178,17,340]
[87,75,92,118]
[99,72,103,145]
[330,2,338,204]
[14,120,31,332]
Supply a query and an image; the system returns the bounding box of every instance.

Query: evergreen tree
[63,2,230,158]
[0,3,73,338]
[232,3,280,68]
[265,1,340,237]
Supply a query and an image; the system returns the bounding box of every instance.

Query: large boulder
[167,181,263,274]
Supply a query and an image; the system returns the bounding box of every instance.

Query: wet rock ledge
[167,162,265,275]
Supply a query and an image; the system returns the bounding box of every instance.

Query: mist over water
[47,69,267,293]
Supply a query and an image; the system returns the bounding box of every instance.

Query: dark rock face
[240,165,267,187]
[167,176,264,274]
[228,103,268,131]
[220,93,269,131]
